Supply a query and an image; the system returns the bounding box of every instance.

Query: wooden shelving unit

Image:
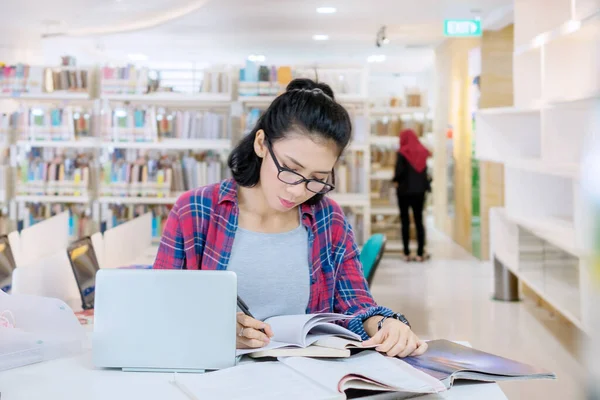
[480,3,599,334]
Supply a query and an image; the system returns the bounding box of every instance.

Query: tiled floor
[370,221,586,400]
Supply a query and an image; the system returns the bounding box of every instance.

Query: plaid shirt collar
[217,178,316,220]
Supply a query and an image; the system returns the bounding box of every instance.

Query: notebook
[399,339,557,388]
[177,351,446,399]
[237,313,369,357]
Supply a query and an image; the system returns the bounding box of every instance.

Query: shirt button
[311,277,317,284]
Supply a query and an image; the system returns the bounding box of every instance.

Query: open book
[177,351,446,399]
[237,313,374,358]
[398,339,556,388]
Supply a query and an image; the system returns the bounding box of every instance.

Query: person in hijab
[392,129,431,262]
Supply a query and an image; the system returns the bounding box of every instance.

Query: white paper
[177,361,343,400]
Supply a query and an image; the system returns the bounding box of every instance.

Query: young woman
[154,79,427,358]
[392,129,432,262]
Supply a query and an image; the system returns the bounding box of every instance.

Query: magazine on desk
[398,339,556,388]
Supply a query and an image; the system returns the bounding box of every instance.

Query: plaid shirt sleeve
[153,200,187,270]
[332,211,394,340]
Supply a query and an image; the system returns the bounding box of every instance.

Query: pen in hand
[237,296,266,334]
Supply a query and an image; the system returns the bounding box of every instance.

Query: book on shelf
[99,105,229,142]
[100,65,149,96]
[156,108,228,140]
[238,61,291,96]
[10,105,93,141]
[100,65,230,96]
[0,64,44,94]
[16,147,92,197]
[99,105,158,143]
[198,70,230,94]
[100,149,226,198]
[44,67,89,93]
[0,64,88,95]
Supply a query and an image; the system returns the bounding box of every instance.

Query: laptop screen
[67,237,100,310]
[0,235,16,293]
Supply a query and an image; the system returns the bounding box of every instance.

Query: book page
[177,361,343,400]
[264,313,354,347]
[280,351,446,394]
[236,314,355,356]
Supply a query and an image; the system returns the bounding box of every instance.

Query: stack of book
[11,105,93,141]
[17,148,91,197]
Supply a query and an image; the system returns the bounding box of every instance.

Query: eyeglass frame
[264,136,336,195]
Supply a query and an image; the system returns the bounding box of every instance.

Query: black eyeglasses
[266,139,335,195]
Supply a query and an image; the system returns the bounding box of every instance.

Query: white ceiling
[2,0,512,70]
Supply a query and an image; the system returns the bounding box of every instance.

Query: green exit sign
[444,19,482,37]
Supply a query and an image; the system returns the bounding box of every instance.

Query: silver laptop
[93,269,237,372]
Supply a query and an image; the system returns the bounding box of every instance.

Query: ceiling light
[313,34,329,41]
[367,55,386,63]
[316,7,336,14]
[128,53,148,61]
[248,54,266,62]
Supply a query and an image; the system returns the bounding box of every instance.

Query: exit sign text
[444,19,482,37]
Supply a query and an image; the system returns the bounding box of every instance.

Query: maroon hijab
[399,129,430,173]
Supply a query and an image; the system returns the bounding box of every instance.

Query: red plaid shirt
[153,179,393,339]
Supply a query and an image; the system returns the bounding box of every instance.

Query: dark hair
[228,78,352,205]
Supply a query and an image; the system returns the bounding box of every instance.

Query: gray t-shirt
[227,223,310,321]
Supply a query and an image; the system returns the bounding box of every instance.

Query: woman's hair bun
[286,78,335,101]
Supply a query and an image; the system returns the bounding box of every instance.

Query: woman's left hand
[363,317,428,358]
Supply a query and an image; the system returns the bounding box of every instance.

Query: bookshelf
[481,2,599,333]
[0,63,236,240]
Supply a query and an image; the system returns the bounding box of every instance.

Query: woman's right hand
[236,312,275,349]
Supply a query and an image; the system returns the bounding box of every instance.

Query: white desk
[0,348,508,400]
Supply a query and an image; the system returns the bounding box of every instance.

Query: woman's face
[254,129,339,212]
